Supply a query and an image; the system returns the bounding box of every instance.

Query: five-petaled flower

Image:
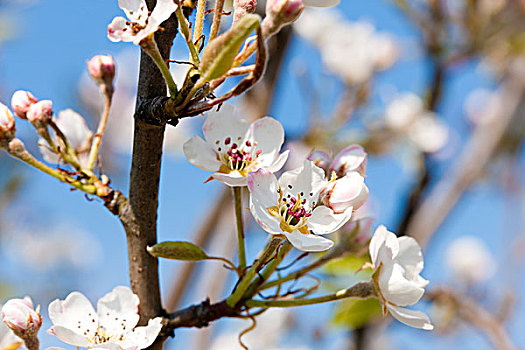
[369,225,433,330]
[48,286,162,350]
[183,107,289,186]
[248,160,353,252]
[107,0,178,45]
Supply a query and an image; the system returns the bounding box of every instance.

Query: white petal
[48,292,98,341]
[118,0,148,24]
[263,150,290,173]
[396,236,425,279]
[324,172,368,212]
[55,109,92,151]
[244,117,285,166]
[211,171,247,186]
[134,0,178,45]
[279,160,326,207]
[387,304,434,330]
[119,317,162,350]
[97,286,140,337]
[307,205,353,235]
[285,230,334,252]
[369,225,399,266]
[379,263,425,306]
[249,196,282,234]
[183,136,221,171]
[38,137,60,164]
[203,105,249,146]
[303,0,340,7]
[107,17,135,43]
[247,169,279,208]
[48,325,92,347]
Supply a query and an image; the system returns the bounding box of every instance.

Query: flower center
[275,187,315,233]
[216,137,262,174]
[91,327,125,344]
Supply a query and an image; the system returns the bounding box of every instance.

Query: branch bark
[118,3,178,349]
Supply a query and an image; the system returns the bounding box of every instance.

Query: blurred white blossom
[445,236,496,285]
[464,88,503,126]
[4,224,102,271]
[385,93,448,153]
[294,9,397,84]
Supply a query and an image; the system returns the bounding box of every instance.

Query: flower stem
[87,90,113,171]
[244,240,292,297]
[244,281,376,308]
[226,237,283,308]
[192,0,207,45]
[209,0,225,40]
[175,5,200,65]
[233,186,247,271]
[48,121,83,171]
[141,35,179,97]
[3,138,96,194]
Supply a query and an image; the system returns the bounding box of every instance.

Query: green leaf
[199,14,260,82]
[147,241,209,261]
[331,298,382,329]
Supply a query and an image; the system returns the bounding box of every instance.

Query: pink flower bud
[0,103,15,135]
[11,90,38,120]
[329,144,368,178]
[26,100,53,124]
[2,297,41,336]
[87,55,116,88]
[319,172,369,213]
[263,0,304,37]
[307,150,331,172]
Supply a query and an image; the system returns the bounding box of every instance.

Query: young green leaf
[147,241,209,261]
[199,14,260,83]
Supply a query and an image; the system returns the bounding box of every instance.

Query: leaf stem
[140,35,179,97]
[244,281,376,308]
[175,5,200,65]
[192,0,207,46]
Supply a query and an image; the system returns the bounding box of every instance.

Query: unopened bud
[0,103,16,143]
[11,90,38,120]
[263,0,304,38]
[2,297,42,338]
[234,0,258,23]
[307,150,331,172]
[329,144,367,178]
[319,172,368,213]
[26,100,53,124]
[87,55,116,92]
[337,217,374,256]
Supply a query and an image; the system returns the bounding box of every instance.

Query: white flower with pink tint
[2,297,41,336]
[328,144,367,177]
[318,172,369,214]
[0,103,15,136]
[37,109,93,167]
[0,316,22,350]
[107,0,178,45]
[369,226,433,330]
[248,160,353,252]
[48,286,162,350]
[183,106,289,186]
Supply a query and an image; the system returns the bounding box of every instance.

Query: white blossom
[385,93,448,153]
[445,236,496,285]
[0,307,22,350]
[369,225,433,330]
[248,160,353,251]
[107,0,178,45]
[184,106,289,186]
[48,286,162,350]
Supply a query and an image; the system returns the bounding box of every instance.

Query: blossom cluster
[184,108,433,329]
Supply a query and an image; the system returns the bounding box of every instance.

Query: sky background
[0,0,523,349]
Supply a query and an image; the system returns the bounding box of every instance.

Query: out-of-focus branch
[406,66,525,246]
[429,288,517,350]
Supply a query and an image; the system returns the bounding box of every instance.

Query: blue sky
[0,0,522,349]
